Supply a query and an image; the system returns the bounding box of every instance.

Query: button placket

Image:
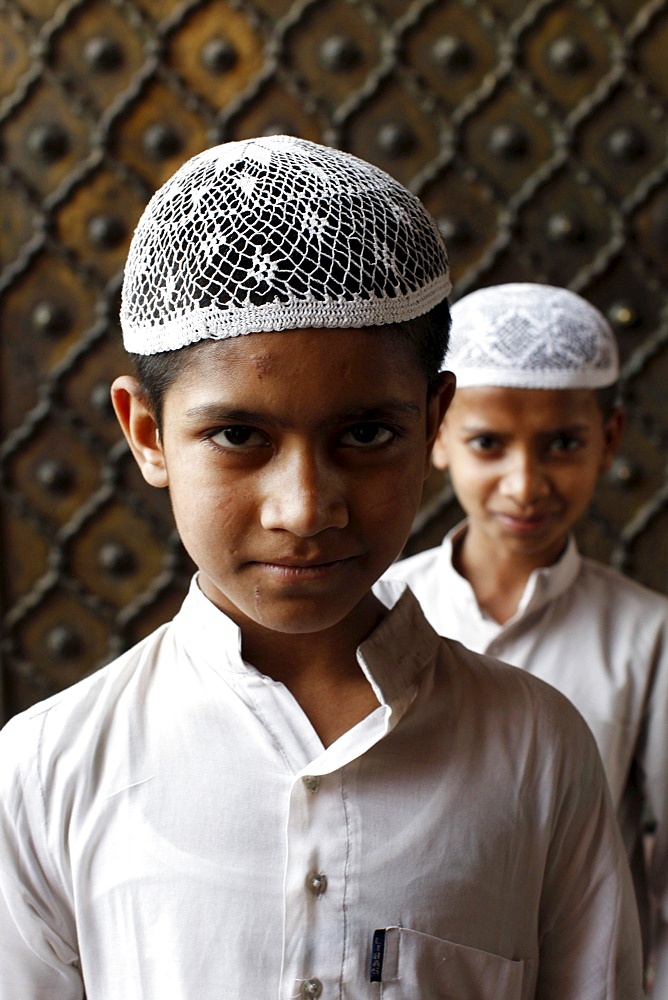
[282,769,351,997]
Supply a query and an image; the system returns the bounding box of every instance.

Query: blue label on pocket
[369,928,386,983]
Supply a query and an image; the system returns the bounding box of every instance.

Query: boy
[0,140,643,998]
[384,281,668,990]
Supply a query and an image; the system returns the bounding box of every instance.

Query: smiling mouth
[495,511,558,531]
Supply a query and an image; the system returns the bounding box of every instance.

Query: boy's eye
[210,426,267,449]
[341,423,396,448]
[469,434,501,453]
[547,434,583,454]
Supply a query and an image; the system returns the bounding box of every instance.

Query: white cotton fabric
[0,579,643,999]
[120,136,451,355]
[383,523,668,990]
[446,283,619,388]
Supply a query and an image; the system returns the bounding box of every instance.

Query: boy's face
[113,328,453,640]
[432,385,623,567]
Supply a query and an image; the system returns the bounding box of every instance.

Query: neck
[240,596,386,747]
[454,527,558,625]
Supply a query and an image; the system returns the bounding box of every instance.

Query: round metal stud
[606,125,647,163]
[319,35,362,73]
[200,37,238,74]
[437,215,472,247]
[488,123,528,159]
[547,37,590,75]
[32,301,71,337]
[90,382,115,418]
[431,34,474,74]
[27,123,70,164]
[609,456,641,489]
[84,35,124,73]
[261,122,296,138]
[88,214,126,249]
[98,542,137,576]
[36,459,74,494]
[45,625,82,660]
[143,122,182,161]
[546,213,584,243]
[377,122,417,158]
[607,301,639,329]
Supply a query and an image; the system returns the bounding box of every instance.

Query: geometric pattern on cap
[446,283,619,389]
[121,135,451,355]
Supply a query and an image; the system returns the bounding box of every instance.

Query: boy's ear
[599,406,625,473]
[110,375,168,488]
[431,416,450,472]
[425,371,456,476]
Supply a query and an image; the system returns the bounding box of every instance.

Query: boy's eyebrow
[182,401,423,426]
[459,420,592,435]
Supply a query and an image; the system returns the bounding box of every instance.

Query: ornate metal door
[1,0,667,720]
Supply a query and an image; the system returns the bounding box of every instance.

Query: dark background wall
[1,0,667,721]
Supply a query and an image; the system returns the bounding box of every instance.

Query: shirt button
[301,978,323,998]
[302,775,320,793]
[306,871,328,896]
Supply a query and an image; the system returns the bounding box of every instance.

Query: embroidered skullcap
[120,135,451,354]
[446,283,619,389]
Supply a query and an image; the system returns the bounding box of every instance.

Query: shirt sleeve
[535,701,645,1000]
[0,716,84,1000]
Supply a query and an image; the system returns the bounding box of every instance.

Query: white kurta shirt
[0,577,643,999]
[383,522,668,987]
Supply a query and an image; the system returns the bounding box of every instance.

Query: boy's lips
[494,510,559,532]
[246,553,361,579]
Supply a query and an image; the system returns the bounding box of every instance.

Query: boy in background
[384,282,668,991]
[0,143,643,998]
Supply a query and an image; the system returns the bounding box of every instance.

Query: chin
[251,605,355,636]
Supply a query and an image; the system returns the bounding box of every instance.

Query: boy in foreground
[384,282,668,991]
[0,140,643,998]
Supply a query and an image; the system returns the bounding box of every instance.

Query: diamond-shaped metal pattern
[1,0,667,720]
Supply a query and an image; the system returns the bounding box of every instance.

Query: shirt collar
[441,520,582,623]
[174,574,440,709]
[365,578,442,704]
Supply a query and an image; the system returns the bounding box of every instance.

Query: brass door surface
[1,0,667,720]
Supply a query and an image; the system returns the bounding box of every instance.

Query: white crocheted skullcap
[120,135,451,355]
[446,283,619,389]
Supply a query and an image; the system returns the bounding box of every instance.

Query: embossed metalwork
[31,302,71,337]
[200,37,239,74]
[1,0,667,720]
[83,35,125,74]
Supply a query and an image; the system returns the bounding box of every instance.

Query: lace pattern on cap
[446,283,619,389]
[121,136,451,354]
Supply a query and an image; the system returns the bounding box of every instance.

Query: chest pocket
[377,927,527,1000]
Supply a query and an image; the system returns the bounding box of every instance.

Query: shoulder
[574,556,668,623]
[0,620,173,793]
[446,635,577,709]
[438,636,597,758]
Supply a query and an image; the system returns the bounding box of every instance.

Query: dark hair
[129,298,452,431]
[595,382,622,420]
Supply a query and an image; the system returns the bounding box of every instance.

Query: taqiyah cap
[120,135,451,355]
[447,283,619,389]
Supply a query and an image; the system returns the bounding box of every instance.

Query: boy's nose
[260,449,349,536]
[499,455,551,507]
